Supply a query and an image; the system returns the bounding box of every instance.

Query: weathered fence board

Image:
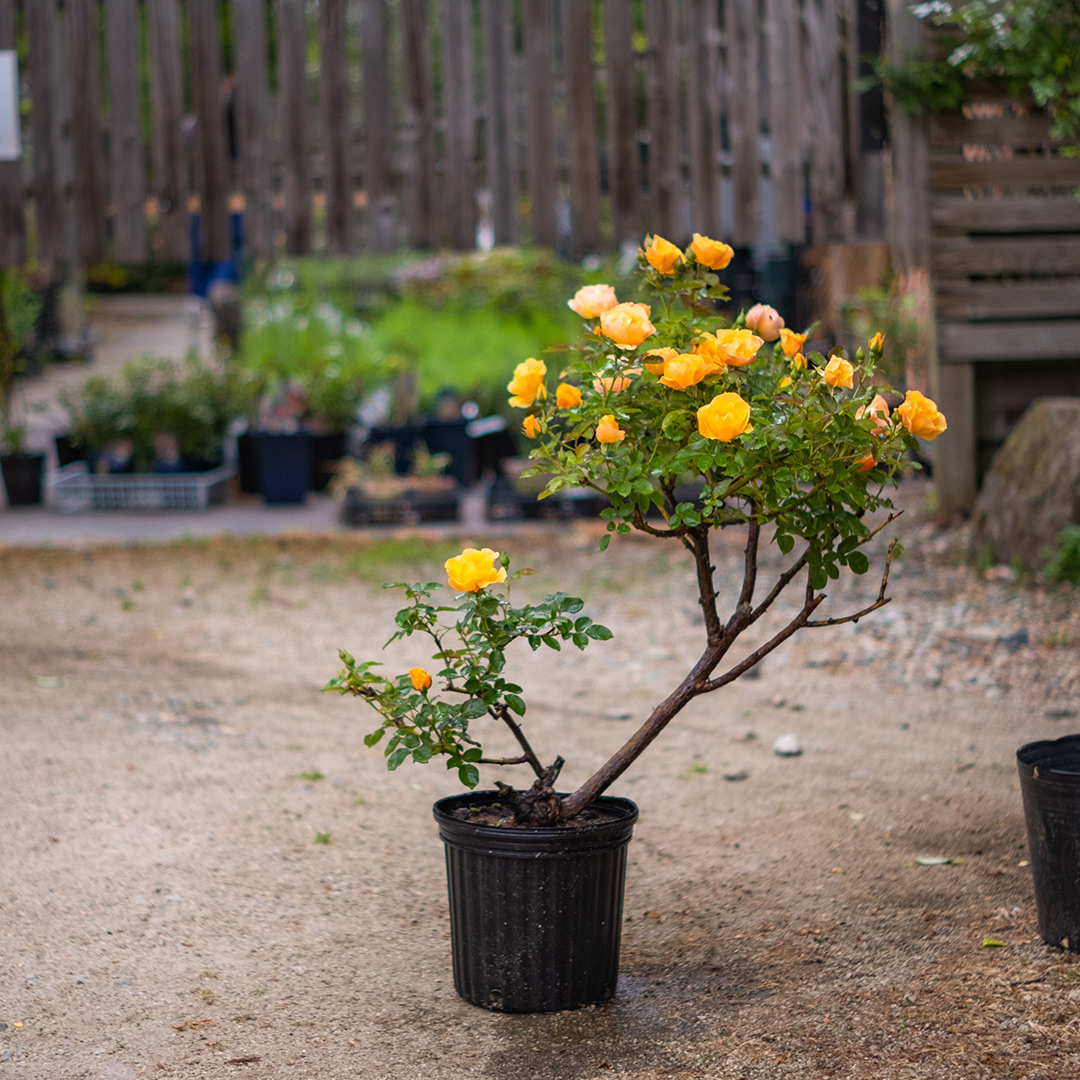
[686,0,721,241]
[938,321,1080,364]
[524,0,557,249]
[936,281,1080,322]
[320,0,354,255]
[360,0,396,252]
[231,0,275,259]
[147,0,189,263]
[931,235,1080,278]
[442,0,476,251]
[765,0,804,244]
[645,0,680,241]
[930,194,1080,233]
[188,0,232,263]
[27,0,65,266]
[277,0,313,255]
[726,0,761,247]
[400,0,437,251]
[481,0,517,246]
[565,0,601,257]
[67,0,106,264]
[605,0,640,248]
[929,155,1080,191]
[0,0,24,266]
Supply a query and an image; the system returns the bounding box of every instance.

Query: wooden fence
[0,0,885,269]
[886,2,1080,514]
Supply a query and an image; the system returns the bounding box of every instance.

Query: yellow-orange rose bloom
[659,353,714,390]
[593,375,633,395]
[568,283,618,319]
[523,414,541,438]
[868,332,884,352]
[445,548,507,593]
[745,303,785,342]
[643,346,679,375]
[690,233,734,270]
[857,392,891,436]
[599,302,656,349]
[822,355,854,389]
[895,390,947,441]
[791,352,807,371]
[409,667,432,691]
[713,328,763,368]
[507,357,547,408]
[691,334,727,374]
[556,383,582,409]
[855,454,876,473]
[697,393,753,442]
[596,415,626,444]
[643,235,683,275]
[779,328,807,358]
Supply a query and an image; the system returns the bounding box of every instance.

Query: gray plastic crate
[52,463,234,512]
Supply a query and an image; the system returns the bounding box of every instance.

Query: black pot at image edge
[1017,734,1080,950]
[433,792,638,1013]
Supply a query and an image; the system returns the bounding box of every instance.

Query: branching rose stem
[489,703,546,780]
[480,754,530,766]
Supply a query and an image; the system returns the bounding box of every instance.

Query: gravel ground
[3,483,1080,1079]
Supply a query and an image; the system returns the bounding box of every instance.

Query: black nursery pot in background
[252,432,311,505]
[433,792,638,1013]
[1,452,46,506]
[1017,735,1080,950]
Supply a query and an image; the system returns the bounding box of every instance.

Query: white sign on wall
[0,51,20,161]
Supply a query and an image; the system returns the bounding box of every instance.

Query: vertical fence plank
[644,0,679,240]
[802,0,844,242]
[360,0,396,252]
[401,0,437,250]
[0,0,24,266]
[147,0,189,263]
[68,0,106,263]
[765,0,804,244]
[232,0,274,258]
[320,0,353,254]
[687,0,721,239]
[27,0,64,266]
[277,0,312,255]
[605,0,639,248]
[524,0,556,248]
[564,0,600,255]
[442,0,476,249]
[726,0,760,247]
[106,0,148,262]
[481,0,517,245]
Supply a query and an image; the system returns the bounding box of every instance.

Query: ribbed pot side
[1017,734,1080,951]
[434,792,639,1013]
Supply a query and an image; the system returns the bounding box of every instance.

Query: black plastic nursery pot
[1,452,46,506]
[433,792,638,1013]
[1017,735,1080,950]
[252,432,311,505]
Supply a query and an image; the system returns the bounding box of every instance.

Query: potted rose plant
[327,233,947,1013]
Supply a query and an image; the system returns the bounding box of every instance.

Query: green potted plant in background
[0,269,46,506]
[327,232,948,1013]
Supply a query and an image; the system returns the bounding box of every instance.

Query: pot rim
[1017,733,1080,777]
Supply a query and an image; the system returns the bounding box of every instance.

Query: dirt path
[2,498,1080,1079]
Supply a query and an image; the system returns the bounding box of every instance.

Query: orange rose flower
[895,390,947,441]
[712,328,763,368]
[791,352,807,371]
[568,284,618,319]
[555,383,582,409]
[691,334,727,374]
[857,392,891,436]
[409,667,432,691]
[697,393,753,442]
[593,375,633,395]
[855,454,876,473]
[868,332,884,353]
[643,346,679,375]
[523,414,541,438]
[745,303,785,342]
[599,302,656,349]
[445,548,507,592]
[779,328,807,358]
[643,235,684,275]
[822,355,854,389]
[596,415,626,444]
[507,357,547,408]
[659,353,715,390]
[689,233,734,270]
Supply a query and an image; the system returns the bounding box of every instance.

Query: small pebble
[604,709,632,721]
[773,734,803,757]
[723,769,749,782]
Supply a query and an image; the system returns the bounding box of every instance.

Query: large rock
[971,398,1080,570]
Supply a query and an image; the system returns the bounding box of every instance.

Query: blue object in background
[189,212,244,298]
